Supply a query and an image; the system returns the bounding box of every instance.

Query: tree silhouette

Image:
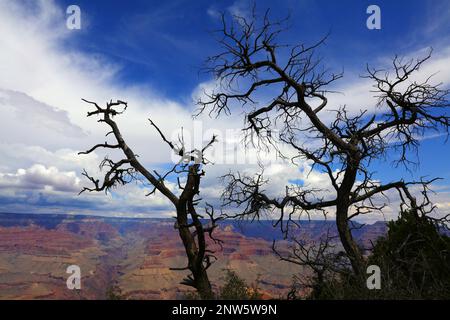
[78,99,221,299]
[198,9,450,278]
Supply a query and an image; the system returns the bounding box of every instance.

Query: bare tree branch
[78,99,220,299]
[198,8,450,278]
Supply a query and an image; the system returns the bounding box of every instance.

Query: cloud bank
[0,0,447,223]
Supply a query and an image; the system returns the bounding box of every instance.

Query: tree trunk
[336,204,365,276]
[336,158,366,277]
[176,203,213,299]
[192,266,213,299]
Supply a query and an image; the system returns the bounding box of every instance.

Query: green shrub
[106,285,123,300]
[219,270,262,300]
[181,270,262,300]
[304,210,450,299]
[368,209,450,298]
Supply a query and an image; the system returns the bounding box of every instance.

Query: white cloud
[0,164,80,192]
[0,89,86,149]
[0,0,193,215]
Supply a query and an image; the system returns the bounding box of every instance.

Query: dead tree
[78,99,221,299]
[272,229,347,298]
[198,9,450,278]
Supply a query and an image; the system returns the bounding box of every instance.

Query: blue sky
[56,0,448,99]
[54,1,445,92]
[0,0,448,220]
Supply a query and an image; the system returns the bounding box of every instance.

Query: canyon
[0,213,387,299]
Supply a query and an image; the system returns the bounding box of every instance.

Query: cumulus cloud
[0,164,80,192]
